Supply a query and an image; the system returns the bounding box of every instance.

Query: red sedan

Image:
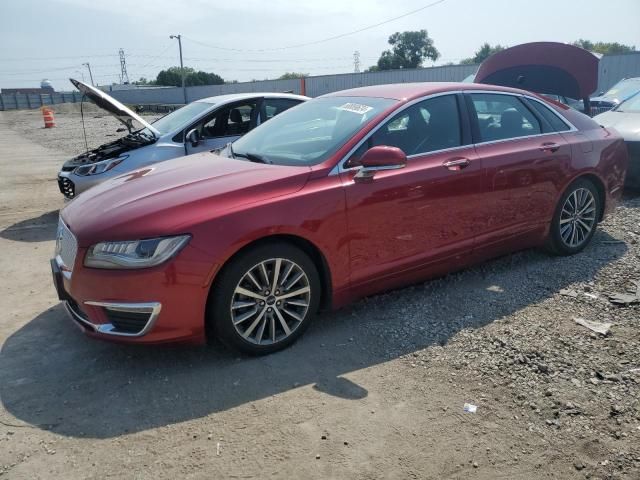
[52,83,628,354]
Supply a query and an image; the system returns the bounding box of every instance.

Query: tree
[133,77,154,85]
[460,43,506,65]
[279,72,308,79]
[371,30,439,71]
[572,39,636,55]
[155,67,224,87]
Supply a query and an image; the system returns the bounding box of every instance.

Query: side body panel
[340,146,484,292]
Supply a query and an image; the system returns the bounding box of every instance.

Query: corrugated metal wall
[186,79,302,102]
[305,64,478,97]
[2,53,640,110]
[597,53,640,93]
[0,92,83,110]
[106,66,476,104]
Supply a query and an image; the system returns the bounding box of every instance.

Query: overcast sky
[1,0,639,91]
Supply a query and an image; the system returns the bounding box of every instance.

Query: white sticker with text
[337,103,374,115]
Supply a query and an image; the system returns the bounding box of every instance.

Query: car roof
[323,82,539,101]
[196,92,309,104]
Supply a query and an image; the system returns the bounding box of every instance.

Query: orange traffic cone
[42,107,56,128]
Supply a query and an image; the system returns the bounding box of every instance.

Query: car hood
[590,96,618,106]
[61,153,312,246]
[594,110,640,141]
[70,78,160,137]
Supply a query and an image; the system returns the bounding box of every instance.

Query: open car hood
[70,78,160,137]
[474,42,599,100]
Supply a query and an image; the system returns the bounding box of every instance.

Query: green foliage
[155,67,224,87]
[460,43,506,65]
[572,40,636,55]
[372,30,439,71]
[278,72,308,80]
[133,77,154,85]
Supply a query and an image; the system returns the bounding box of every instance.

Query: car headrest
[230,109,243,123]
[500,108,523,130]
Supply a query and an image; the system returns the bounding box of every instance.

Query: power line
[183,0,448,52]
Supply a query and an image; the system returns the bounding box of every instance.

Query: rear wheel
[208,243,321,355]
[546,178,601,255]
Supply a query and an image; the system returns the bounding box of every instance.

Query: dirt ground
[0,108,639,480]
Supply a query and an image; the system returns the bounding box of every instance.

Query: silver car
[590,77,640,116]
[57,79,308,198]
[594,91,640,188]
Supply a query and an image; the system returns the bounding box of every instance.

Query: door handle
[443,158,470,171]
[539,142,560,153]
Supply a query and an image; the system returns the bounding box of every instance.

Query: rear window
[527,99,572,132]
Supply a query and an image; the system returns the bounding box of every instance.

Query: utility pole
[119,48,130,84]
[82,62,94,86]
[353,51,361,73]
[170,34,187,104]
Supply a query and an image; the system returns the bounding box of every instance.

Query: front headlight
[84,235,190,269]
[74,155,128,176]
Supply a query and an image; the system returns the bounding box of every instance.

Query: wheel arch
[207,233,333,314]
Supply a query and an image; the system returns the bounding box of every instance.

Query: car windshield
[231,96,398,166]
[601,78,640,101]
[142,101,212,136]
[615,91,640,113]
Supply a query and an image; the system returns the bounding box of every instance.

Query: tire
[546,178,601,256]
[207,242,321,355]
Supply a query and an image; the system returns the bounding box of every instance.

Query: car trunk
[474,42,600,115]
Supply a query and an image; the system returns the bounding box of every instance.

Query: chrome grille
[590,105,614,116]
[55,218,78,270]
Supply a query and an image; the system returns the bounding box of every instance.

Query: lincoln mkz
[52,82,628,354]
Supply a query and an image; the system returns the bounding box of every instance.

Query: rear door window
[263,98,302,122]
[526,99,572,132]
[469,93,541,142]
[201,100,258,138]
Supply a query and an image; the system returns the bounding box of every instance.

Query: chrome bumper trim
[63,300,162,337]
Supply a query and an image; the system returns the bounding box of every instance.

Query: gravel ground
[2,106,160,157]
[0,109,638,479]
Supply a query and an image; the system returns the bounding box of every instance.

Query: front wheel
[208,243,321,355]
[546,178,601,256]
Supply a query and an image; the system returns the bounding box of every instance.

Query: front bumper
[57,169,118,199]
[51,247,211,344]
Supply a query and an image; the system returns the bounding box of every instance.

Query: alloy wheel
[230,258,311,345]
[559,187,596,248]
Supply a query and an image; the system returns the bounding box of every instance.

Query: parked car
[590,77,640,116]
[57,79,308,199]
[52,82,628,354]
[540,94,586,114]
[594,91,640,187]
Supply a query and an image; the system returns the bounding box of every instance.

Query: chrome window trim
[524,96,575,132]
[468,130,573,148]
[74,301,163,337]
[329,89,579,176]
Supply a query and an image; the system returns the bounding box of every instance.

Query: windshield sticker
[337,103,374,115]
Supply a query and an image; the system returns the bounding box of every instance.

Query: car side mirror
[354,145,407,182]
[186,128,200,147]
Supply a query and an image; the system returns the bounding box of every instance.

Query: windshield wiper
[231,147,271,164]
